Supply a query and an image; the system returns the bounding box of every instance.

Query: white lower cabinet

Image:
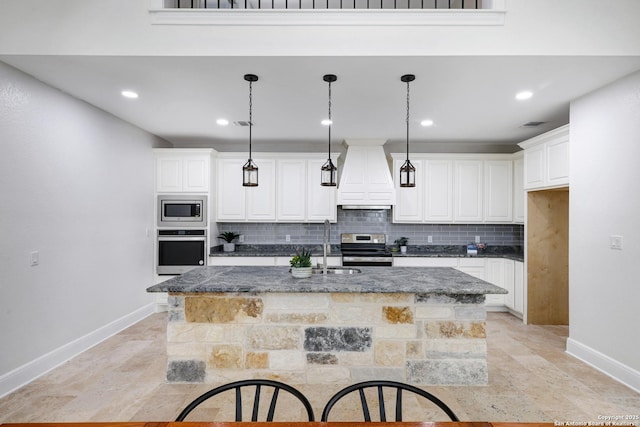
[514,260,524,315]
[210,256,341,267]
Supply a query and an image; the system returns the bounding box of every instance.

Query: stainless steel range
[341,233,393,267]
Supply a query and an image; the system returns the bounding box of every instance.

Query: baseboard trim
[566,337,640,393]
[0,303,156,398]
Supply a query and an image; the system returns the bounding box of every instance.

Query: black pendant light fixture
[399,74,416,188]
[242,74,259,187]
[321,74,338,187]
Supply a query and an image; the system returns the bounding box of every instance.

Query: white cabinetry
[513,154,525,223]
[519,124,570,190]
[484,160,513,222]
[485,258,506,306]
[209,256,340,267]
[307,159,338,222]
[425,160,454,222]
[514,260,524,315]
[454,160,483,222]
[217,154,337,223]
[155,149,213,193]
[392,154,516,224]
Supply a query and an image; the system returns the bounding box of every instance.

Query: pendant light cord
[249,79,253,160]
[328,79,332,159]
[406,79,410,162]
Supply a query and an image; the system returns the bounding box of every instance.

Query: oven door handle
[158,236,207,241]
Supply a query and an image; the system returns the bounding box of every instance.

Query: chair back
[176,379,315,421]
[321,380,459,422]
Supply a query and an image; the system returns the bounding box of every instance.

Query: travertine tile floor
[1,312,638,423]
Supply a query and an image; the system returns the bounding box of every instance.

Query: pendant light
[243,74,259,187]
[400,74,416,188]
[321,74,338,187]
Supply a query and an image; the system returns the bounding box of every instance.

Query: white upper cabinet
[155,149,213,193]
[217,154,337,223]
[513,154,525,223]
[392,154,517,224]
[277,159,306,222]
[393,159,423,223]
[216,157,246,221]
[454,160,484,222]
[519,124,570,190]
[424,159,454,222]
[484,160,513,222]
[307,158,338,222]
[246,159,276,221]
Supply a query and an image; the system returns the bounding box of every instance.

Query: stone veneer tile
[351,367,405,383]
[185,296,263,323]
[306,366,351,383]
[167,342,207,358]
[306,353,338,365]
[375,324,417,339]
[358,293,412,303]
[330,305,378,324]
[338,350,374,366]
[265,313,328,324]
[425,321,486,339]
[269,351,306,370]
[245,352,269,369]
[167,360,205,382]
[263,294,330,310]
[208,344,243,369]
[383,306,414,324]
[331,293,356,303]
[406,341,425,359]
[374,340,405,366]
[247,326,302,350]
[304,327,372,352]
[425,339,487,359]
[167,323,197,342]
[415,293,485,305]
[454,305,487,320]
[415,306,454,319]
[407,359,488,385]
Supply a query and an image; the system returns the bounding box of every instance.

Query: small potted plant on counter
[289,247,313,278]
[218,231,240,252]
[395,236,409,254]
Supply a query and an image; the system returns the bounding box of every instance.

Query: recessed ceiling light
[515,91,533,100]
[321,119,332,126]
[420,119,434,127]
[216,118,229,126]
[121,90,139,99]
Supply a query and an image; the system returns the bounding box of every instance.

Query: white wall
[0,62,169,396]
[0,0,640,57]
[568,70,640,392]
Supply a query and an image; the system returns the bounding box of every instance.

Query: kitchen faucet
[323,219,330,275]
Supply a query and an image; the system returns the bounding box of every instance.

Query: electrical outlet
[239,235,244,243]
[427,235,433,243]
[30,251,39,267]
[610,235,623,250]
[475,236,481,243]
[285,234,291,242]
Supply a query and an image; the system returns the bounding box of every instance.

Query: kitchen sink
[312,267,361,275]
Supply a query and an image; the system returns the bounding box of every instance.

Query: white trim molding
[149,8,506,26]
[567,338,640,394]
[0,304,156,399]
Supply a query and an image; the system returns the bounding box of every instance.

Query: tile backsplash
[218,208,523,246]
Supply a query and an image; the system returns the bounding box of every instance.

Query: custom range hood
[337,139,396,209]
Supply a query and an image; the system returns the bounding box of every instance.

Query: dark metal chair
[175,379,315,421]
[321,380,459,422]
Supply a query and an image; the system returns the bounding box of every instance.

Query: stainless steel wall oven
[157,229,207,275]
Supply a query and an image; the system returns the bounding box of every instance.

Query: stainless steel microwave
[158,195,207,228]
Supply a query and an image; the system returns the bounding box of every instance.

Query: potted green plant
[395,236,409,254]
[289,247,313,278]
[218,231,240,252]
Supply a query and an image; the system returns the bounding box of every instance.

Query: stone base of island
[147,266,507,386]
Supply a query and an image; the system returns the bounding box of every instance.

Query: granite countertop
[210,244,523,262]
[147,265,507,295]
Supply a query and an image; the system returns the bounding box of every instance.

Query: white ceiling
[3,54,640,153]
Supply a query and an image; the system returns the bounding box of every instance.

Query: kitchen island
[147,266,506,386]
